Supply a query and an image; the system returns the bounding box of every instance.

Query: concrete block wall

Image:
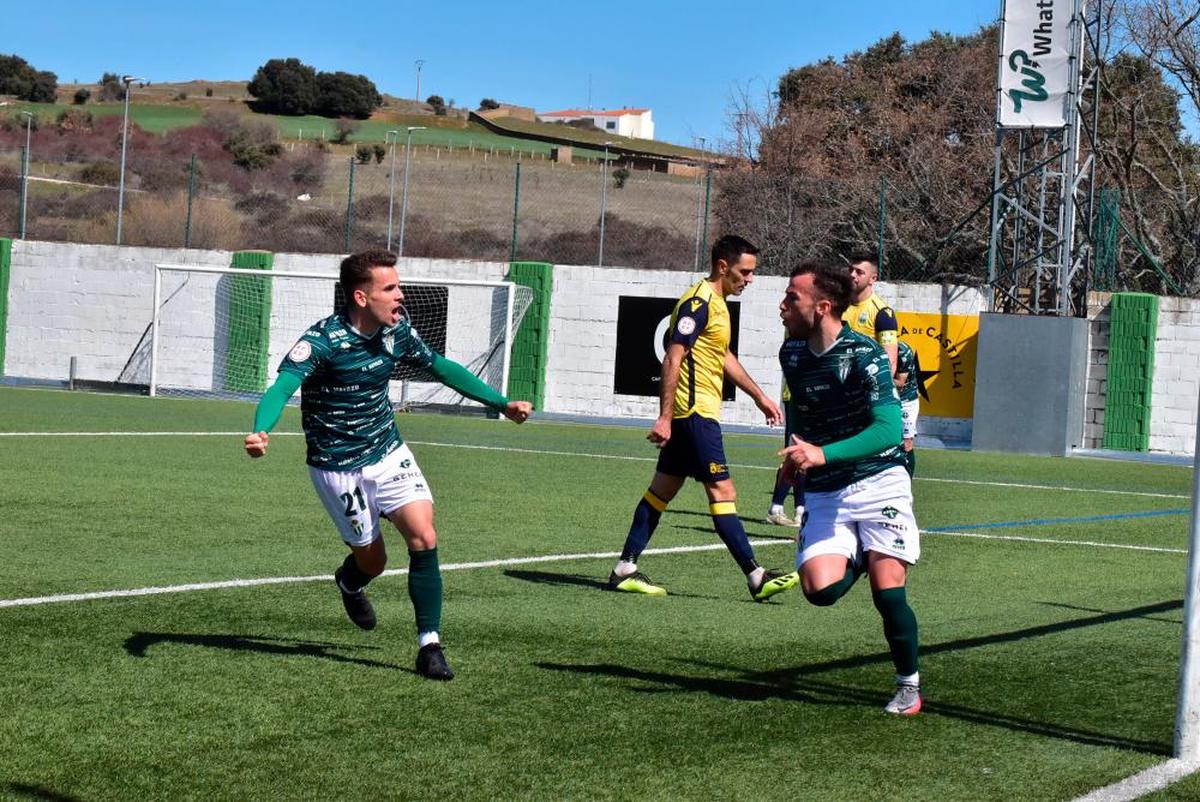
[3,241,510,393]
[541,269,988,430]
[1149,296,1200,453]
[1085,292,1200,455]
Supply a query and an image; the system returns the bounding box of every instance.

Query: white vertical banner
[997,0,1078,127]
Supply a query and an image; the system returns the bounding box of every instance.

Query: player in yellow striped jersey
[608,235,800,601]
[844,254,898,375]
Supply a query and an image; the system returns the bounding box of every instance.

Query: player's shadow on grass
[672,523,797,542]
[668,508,797,536]
[539,598,1181,755]
[5,783,83,802]
[503,569,722,600]
[123,632,409,672]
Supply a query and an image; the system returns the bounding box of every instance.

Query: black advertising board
[612,295,739,400]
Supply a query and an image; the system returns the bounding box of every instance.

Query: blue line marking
[928,508,1189,532]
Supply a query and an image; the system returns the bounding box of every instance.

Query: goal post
[141,263,533,410]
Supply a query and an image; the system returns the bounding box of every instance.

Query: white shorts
[797,466,920,567]
[901,399,919,440]
[309,443,434,547]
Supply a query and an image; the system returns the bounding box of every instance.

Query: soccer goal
[130,264,533,410]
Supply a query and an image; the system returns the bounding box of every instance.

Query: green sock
[872,586,919,676]
[408,547,443,635]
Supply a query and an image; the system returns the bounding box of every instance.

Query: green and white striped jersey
[780,324,906,492]
[896,340,920,403]
[278,313,435,471]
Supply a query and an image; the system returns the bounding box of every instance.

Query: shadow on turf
[123,632,410,671]
[5,784,82,802]
[503,569,723,600]
[538,598,1181,755]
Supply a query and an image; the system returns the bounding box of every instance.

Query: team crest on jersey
[837,355,852,382]
[288,340,312,362]
[382,332,395,356]
[858,311,869,325]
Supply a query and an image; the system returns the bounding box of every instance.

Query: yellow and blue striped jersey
[668,279,729,421]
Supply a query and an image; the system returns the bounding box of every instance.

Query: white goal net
[120,264,533,411]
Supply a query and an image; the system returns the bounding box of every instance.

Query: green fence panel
[506,261,553,409]
[0,238,10,375]
[1102,292,1158,451]
[225,250,274,393]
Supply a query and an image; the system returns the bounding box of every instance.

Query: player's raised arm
[426,353,532,423]
[244,371,303,458]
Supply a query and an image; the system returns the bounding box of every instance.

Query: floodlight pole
[19,111,32,239]
[598,142,611,267]
[397,126,425,257]
[116,75,142,246]
[692,136,706,271]
[1176,394,1200,760]
[385,130,400,252]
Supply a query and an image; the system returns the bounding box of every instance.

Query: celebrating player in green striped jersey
[778,261,922,715]
[244,250,532,680]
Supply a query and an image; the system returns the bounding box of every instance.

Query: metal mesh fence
[0,136,715,271]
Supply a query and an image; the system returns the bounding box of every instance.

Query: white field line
[0,431,1189,500]
[0,529,1185,610]
[1071,758,1200,802]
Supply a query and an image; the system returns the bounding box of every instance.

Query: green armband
[822,404,902,463]
[252,372,302,433]
[428,354,508,411]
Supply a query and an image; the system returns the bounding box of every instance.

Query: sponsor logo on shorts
[882,506,900,519]
[892,536,906,549]
[414,483,426,492]
[398,459,412,468]
[880,521,907,533]
[708,461,728,475]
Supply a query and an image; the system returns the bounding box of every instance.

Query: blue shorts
[656,414,730,483]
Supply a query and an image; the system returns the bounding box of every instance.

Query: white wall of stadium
[3,240,1194,454]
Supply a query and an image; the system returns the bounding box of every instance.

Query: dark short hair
[847,251,878,272]
[791,261,853,317]
[340,249,397,296]
[710,234,759,269]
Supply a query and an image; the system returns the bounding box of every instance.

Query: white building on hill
[536,108,654,140]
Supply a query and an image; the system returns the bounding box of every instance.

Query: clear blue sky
[9,0,1001,146]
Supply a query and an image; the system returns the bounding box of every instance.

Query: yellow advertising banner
[895,313,979,418]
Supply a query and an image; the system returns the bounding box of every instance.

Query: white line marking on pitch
[1,431,1187,500]
[0,529,1183,610]
[1071,758,1200,802]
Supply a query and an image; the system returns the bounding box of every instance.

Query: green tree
[315,71,382,119]
[73,87,91,105]
[479,98,500,110]
[426,95,446,116]
[98,72,125,101]
[247,58,319,115]
[0,54,57,102]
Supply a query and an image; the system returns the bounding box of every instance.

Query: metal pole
[692,138,706,271]
[116,75,141,246]
[877,177,887,279]
[184,153,196,248]
[385,130,399,252]
[19,112,32,239]
[343,157,356,253]
[700,169,711,263]
[501,282,515,398]
[1176,395,1200,760]
[598,143,610,267]
[415,59,425,101]
[398,126,425,257]
[985,130,1005,311]
[149,265,163,397]
[510,160,521,262]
